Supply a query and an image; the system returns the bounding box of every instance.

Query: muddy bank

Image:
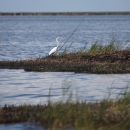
[0,50,130,74]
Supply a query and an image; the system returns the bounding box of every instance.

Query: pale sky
[0,0,130,12]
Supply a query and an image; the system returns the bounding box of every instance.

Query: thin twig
[56,17,85,53]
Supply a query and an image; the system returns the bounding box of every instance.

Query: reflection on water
[0,69,130,106]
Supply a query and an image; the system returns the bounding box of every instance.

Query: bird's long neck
[56,39,59,47]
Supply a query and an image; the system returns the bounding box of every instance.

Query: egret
[49,37,60,55]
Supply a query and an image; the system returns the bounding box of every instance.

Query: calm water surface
[0,15,130,129]
[0,15,130,60]
[0,69,129,106]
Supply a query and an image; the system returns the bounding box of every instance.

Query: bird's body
[49,37,60,55]
[49,46,57,55]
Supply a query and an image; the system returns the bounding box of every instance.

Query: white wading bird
[49,37,60,55]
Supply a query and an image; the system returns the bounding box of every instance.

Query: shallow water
[0,15,130,129]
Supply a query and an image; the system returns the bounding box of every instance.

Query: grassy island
[0,41,130,74]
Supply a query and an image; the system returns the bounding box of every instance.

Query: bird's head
[56,37,62,41]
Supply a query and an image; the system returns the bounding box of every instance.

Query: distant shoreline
[0,12,130,16]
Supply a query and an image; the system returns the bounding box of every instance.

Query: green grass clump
[60,38,130,55]
[87,39,121,55]
[40,86,130,130]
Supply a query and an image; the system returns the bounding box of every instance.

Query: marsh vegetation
[0,39,130,74]
[0,84,130,130]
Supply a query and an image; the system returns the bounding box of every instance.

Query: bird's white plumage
[49,47,57,55]
[49,37,60,55]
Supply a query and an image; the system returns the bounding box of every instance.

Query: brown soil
[0,50,130,74]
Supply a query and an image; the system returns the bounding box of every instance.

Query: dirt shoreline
[0,50,130,74]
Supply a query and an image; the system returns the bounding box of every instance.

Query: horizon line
[0,11,130,15]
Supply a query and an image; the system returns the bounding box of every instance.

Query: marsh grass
[60,38,130,56]
[44,85,130,130]
[87,38,121,54]
[0,83,130,130]
[0,38,130,73]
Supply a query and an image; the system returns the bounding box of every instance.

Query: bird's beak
[59,37,62,40]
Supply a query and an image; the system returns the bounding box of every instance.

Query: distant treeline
[0,12,130,16]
